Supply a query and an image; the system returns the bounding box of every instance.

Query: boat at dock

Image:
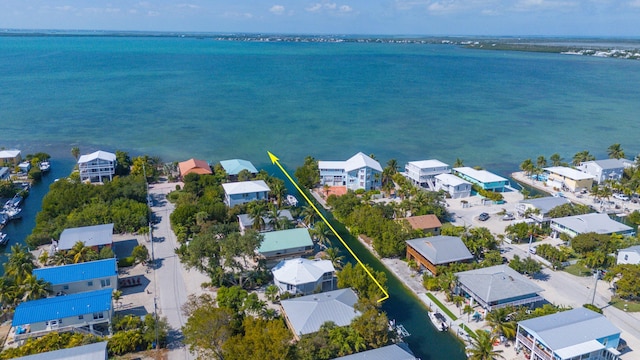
[39,161,51,172]
[388,319,411,338]
[4,194,23,209]
[0,231,9,246]
[286,194,299,207]
[1,206,22,220]
[429,311,449,332]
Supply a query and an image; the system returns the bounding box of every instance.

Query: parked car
[502,212,515,221]
[478,212,490,221]
[613,193,629,201]
[529,246,537,254]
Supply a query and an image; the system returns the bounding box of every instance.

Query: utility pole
[591,269,601,305]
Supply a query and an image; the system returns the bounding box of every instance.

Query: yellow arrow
[268,151,389,303]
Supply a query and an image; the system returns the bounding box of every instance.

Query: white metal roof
[520,196,571,214]
[14,341,108,360]
[435,173,471,186]
[407,159,449,169]
[272,258,334,285]
[544,166,595,180]
[222,180,270,195]
[555,340,605,359]
[345,152,383,172]
[453,167,507,183]
[0,150,21,158]
[584,159,626,170]
[333,343,417,360]
[58,223,114,250]
[77,150,116,164]
[551,213,632,235]
[455,265,543,303]
[318,160,346,170]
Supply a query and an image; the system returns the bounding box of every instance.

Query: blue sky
[1,0,639,36]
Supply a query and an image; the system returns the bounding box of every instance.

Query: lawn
[564,263,592,277]
[425,292,458,321]
[609,297,640,312]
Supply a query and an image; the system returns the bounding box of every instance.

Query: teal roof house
[219,159,258,180]
[33,258,117,295]
[319,152,382,191]
[258,228,313,263]
[516,308,621,360]
[222,180,270,207]
[12,289,113,341]
[453,167,509,192]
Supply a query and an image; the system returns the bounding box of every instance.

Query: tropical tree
[520,159,534,177]
[300,205,317,228]
[4,244,36,284]
[466,330,504,360]
[270,180,286,208]
[607,143,625,159]
[113,289,123,308]
[265,284,279,303]
[550,153,563,166]
[71,146,80,161]
[463,304,474,322]
[324,247,345,269]
[536,155,547,168]
[67,241,98,264]
[453,158,464,168]
[573,150,595,166]
[21,274,50,301]
[486,307,516,339]
[312,221,332,248]
[247,201,268,231]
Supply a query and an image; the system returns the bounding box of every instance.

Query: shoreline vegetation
[2,30,639,60]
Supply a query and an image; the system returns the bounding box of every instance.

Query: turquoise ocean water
[2,36,640,359]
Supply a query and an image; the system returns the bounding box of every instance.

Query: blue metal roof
[33,258,117,286]
[12,289,112,326]
[219,159,258,175]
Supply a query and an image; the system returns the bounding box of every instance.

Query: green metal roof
[258,228,313,253]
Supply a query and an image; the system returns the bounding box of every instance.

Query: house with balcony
[516,196,571,224]
[406,236,474,276]
[222,180,270,207]
[12,288,113,341]
[219,159,258,181]
[0,149,22,167]
[544,166,595,192]
[78,150,116,183]
[280,288,360,340]
[403,159,450,190]
[617,245,640,265]
[12,341,108,360]
[33,258,117,295]
[399,214,442,236]
[455,265,544,311]
[453,167,509,192]
[258,228,314,264]
[178,158,212,177]
[516,307,621,360]
[578,159,633,184]
[434,173,472,199]
[550,213,635,239]
[319,152,382,191]
[272,258,336,295]
[57,224,114,252]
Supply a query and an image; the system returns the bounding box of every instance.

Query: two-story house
[319,152,382,191]
[78,150,116,183]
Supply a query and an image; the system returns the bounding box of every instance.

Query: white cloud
[223,11,254,19]
[306,2,354,14]
[147,10,160,16]
[339,5,353,12]
[629,0,640,7]
[306,4,322,11]
[176,4,200,9]
[512,0,577,11]
[270,5,285,14]
[428,1,462,13]
[54,5,75,12]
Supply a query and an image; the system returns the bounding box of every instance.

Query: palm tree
[466,330,504,360]
[68,241,97,264]
[4,244,36,284]
[324,247,344,269]
[312,221,332,248]
[485,307,516,339]
[270,180,286,208]
[265,284,279,303]
[550,153,563,166]
[71,146,80,161]
[520,159,534,177]
[536,155,547,168]
[247,201,268,231]
[113,289,123,308]
[267,204,280,229]
[573,150,595,166]
[453,158,464,168]
[386,159,399,175]
[463,304,474,322]
[607,143,625,159]
[21,274,50,301]
[51,250,72,266]
[300,205,317,228]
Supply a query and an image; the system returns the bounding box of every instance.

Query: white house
[403,159,451,190]
[434,173,472,199]
[550,213,635,239]
[319,152,382,191]
[0,149,22,166]
[12,341,108,360]
[578,159,632,184]
[453,167,509,192]
[33,258,118,295]
[78,150,116,183]
[617,245,640,265]
[221,180,270,207]
[272,258,336,295]
[58,223,114,252]
[516,308,621,360]
[516,196,571,224]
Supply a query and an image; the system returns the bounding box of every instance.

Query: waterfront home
[516,308,621,360]
[578,159,633,184]
[0,149,22,166]
[178,158,212,177]
[257,228,314,264]
[237,209,294,234]
[403,159,450,190]
[219,159,258,181]
[78,150,116,183]
[550,213,634,239]
[544,166,595,193]
[33,258,117,295]
[272,258,336,295]
[280,288,360,340]
[18,161,31,173]
[434,173,472,199]
[57,223,114,252]
[221,180,270,207]
[318,152,382,191]
[399,214,442,236]
[0,167,10,181]
[453,167,509,192]
[12,288,113,339]
[616,245,640,265]
[406,236,474,276]
[332,343,417,360]
[12,341,108,360]
[455,264,544,311]
[516,196,571,224]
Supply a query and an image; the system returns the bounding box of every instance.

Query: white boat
[0,232,8,246]
[39,161,51,172]
[2,207,22,220]
[286,194,298,207]
[429,311,449,332]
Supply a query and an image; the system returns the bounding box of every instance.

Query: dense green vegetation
[0,245,50,310]
[0,332,101,359]
[294,156,320,189]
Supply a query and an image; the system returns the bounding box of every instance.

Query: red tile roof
[178,158,212,176]
[401,214,442,230]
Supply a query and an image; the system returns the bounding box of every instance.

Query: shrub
[118,256,135,268]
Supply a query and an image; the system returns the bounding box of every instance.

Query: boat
[0,232,9,246]
[429,311,449,332]
[286,194,299,207]
[39,161,51,172]
[388,319,410,338]
[2,207,22,220]
[4,195,23,209]
[0,213,7,228]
